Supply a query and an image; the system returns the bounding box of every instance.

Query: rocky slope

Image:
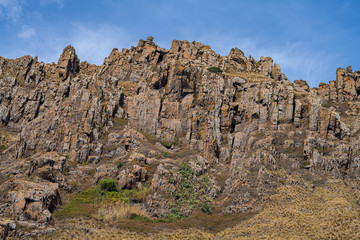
[0,37,360,239]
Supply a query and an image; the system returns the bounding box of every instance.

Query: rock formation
[1,37,360,238]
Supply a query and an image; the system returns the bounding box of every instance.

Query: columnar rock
[1,37,360,236]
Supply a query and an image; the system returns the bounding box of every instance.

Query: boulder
[117,165,148,190]
[0,179,61,223]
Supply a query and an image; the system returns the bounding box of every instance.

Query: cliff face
[1,37,360,238]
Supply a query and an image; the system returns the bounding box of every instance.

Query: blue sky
[0,0,359,87]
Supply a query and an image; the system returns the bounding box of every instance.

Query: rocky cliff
[1,37,360,239]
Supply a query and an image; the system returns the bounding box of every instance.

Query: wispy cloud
[0,22,134,65]
[40,0,64,8]
[18,26,36,40]
[0,0,23,22]
[248,42,336,87]
[70,23,132,64]
[193,32,336,87]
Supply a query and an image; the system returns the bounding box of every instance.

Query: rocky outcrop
[1,37,360,237]
[0,178,60,223]
[117,165,148,190]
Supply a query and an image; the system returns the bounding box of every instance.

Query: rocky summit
[1,37,360,239]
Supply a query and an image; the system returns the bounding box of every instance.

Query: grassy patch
[0,144,7,152]
[53,179,150,220]
[224,71,274,83]
[299,160,310,169]
[123,186,151,202]
[98,201,150,222]
[113,117,128,128]
[118,81,138,96]
[136,128,158,145]
[321,101,332,108]
[53,186,103,218]
[207,66,222,73]
[219,180,360,239]
[160,140,172,149]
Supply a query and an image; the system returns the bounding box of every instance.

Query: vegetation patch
[0,144,7,152]
[116,161,125,169]
[160,140,173,149]
[53,179,150,220]
[225,71,273,83]
[118,81,138,96]
[113,117,128,128]
[219,180,360,239]
[100,179,119,192]
[321,101,332,108]
[207,66,222,73]
[53,186,102,218]
[165,161,213,219]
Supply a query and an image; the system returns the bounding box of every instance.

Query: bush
[179,161,195,182]
[207,66,222,73]
[201,202,212,214]
[117,162,125,169]
[169,178,177,184]
[160,141,172,149]
[100,179,119,192]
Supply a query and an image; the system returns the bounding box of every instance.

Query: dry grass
[218,179,360,240]
[118,81,138,96]
[41,171,360,240]
[98,202,150,222]
[39,218,214,240]
[224,72,274,83]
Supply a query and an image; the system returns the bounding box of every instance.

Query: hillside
[1,37,360,239]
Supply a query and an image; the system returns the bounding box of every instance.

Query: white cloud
[193,32,336,87]
[0,0,23,22]
[40,0,64,8]
[18,26,36,40]
[70,23,132,65]
[0,22,134,66]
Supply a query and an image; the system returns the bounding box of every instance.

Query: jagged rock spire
[57,45,79,81]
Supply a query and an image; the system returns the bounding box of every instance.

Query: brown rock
[117,165,148,190]
[0,179,60,223]
[57,45,79,81]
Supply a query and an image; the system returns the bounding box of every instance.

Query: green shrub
[163,152,169,158]
[321,101,332,108]
[201,202,212,214]
[160,141,172,149]
[129,213,151,222]
[162,213,184,222]
[207,66,222,73]
[169,178,177,184]
[117,162,125,169]
[100,179,119,192]
[179,161,195,182]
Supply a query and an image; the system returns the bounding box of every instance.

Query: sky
[0,0,359,87]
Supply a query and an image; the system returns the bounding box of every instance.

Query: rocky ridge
[1,37,360,238]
